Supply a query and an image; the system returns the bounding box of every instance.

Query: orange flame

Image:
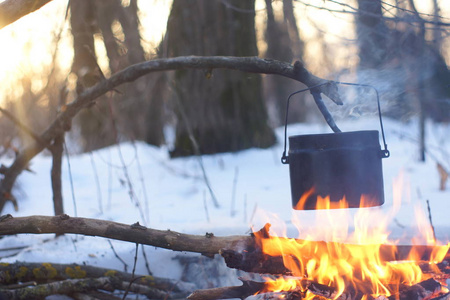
[253,177,449,299]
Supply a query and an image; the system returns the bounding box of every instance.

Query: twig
[108,99,147,225]
[133,142,150,222]
[0,107,44,145]
[203,190,210,223]
[89,153,103,214]
[141,244,152,275]
[122,243,139,300]
[172,87,220,208]
[107,149,113,210]
[5,281,37,289]
[0,245,29,252]
[64,142,77,217]
[243,194,247,223]
[107,240,128,272]
[426,200,437,244]
[230,167,239,217]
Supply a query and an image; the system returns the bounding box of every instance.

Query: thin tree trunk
[50,134,64,216]
[408,0,427,162]
[283,0,303,60]
[264,0,306,126]
[70,0,98,93]
[356,0,388,69]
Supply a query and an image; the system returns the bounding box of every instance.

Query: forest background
[0,0,449,162]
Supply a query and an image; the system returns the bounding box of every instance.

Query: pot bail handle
[281,82,390,165]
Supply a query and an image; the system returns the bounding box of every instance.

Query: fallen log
[0,261,194,293]
[0,276,188,300]
[0,277,117,300]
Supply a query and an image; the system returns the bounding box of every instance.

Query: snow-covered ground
[1,117,449,287]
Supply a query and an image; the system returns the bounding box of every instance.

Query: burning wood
[188,278,447,300]
[216,223,450,300]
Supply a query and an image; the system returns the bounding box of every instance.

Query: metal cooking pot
[281,83,390,210]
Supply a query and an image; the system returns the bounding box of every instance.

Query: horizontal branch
[0,56,341,213]
[0,215,254,256]
[0,275,187,300]
[0,215,447,264]
[0,261,193,293]
[0,276,115,300]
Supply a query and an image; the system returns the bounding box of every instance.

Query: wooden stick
[0,215,254,256]
[0,216,447,264]
[187,279,266,300]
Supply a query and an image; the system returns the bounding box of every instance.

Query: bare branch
[0,56,341,213]
[0,215,254,256]
[0,107,44,145]
[0,0,53,30]
[0,215,447,264]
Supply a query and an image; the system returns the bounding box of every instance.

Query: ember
[250,178,450,300]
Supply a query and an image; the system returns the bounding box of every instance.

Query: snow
[1,118,449,289]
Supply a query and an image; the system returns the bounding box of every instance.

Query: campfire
[190,177,450,300]
[252,212,449,299]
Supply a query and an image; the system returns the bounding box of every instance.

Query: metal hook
[281,81,390,164]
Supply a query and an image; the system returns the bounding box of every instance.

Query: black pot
[280,82,390,210]
[287,130,386,210]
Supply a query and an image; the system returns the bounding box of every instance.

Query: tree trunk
[356,0,388,69]
[70,0,117,151]
[70,0,98,93]
[71,1,165,151]
[283,0,303,61]
[166,0,276,157]
[264,0,307,127]
[50,134,64,216]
